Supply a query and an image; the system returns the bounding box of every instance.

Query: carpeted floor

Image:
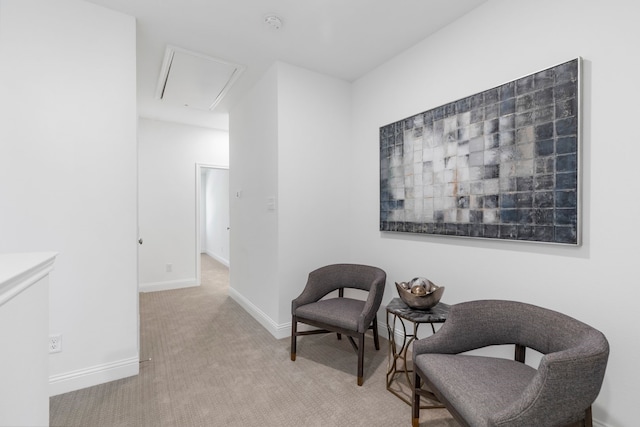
[50,255,458,426]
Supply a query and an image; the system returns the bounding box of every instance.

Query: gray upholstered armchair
[412,300,609,427]
[290,264,386,385]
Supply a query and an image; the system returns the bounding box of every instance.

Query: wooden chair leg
[357,333,365,386]
[290,315,297,361]
[584,406,593,427]
[337,288,344,341]
[372,314,380,350]
[412,371,421,427]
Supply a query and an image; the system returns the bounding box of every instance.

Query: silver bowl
[395,279,445,310]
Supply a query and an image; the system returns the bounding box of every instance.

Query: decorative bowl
[395,277,445,310]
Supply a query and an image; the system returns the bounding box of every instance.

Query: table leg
[386,313,443,408]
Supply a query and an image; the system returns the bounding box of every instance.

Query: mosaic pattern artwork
[380,58,581,244]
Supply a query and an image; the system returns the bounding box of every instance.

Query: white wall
[229,62,352,334]
[138,118,228,292]
[203,167,230,266]
[275,62,352,325]
[0,0,138,395]
[0,253,56,426]
[350,1,639,426]
[229,65,280,329]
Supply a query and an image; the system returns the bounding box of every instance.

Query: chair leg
[357,333,365,386]
[412,371,421,427]
[372,314,380,350]
[290,315,297,361]
[584,406,593,427]
[337,288,344,341]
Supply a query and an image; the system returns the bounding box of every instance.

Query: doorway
[196,164,230,286]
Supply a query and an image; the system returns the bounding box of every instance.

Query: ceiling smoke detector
[264,15,283,30]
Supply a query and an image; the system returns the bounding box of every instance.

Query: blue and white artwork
[379,58,581,245]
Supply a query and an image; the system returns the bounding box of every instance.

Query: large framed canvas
[380,58,581,245]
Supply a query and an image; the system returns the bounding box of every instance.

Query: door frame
[195,163,230,285]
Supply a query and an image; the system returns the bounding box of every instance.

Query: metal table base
[386,298,449,408]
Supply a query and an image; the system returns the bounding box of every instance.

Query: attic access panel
[379,58,581,245]
[155,46,244,111]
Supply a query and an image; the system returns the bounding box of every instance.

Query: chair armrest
[413,300,524,357]
[292,266,342,313]
[291,279,325,314]
[492,332,609,426]
[357,273,386,332]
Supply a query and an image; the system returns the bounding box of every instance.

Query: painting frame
[379,58,582,245]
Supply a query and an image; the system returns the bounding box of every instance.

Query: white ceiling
[84,0,488,130]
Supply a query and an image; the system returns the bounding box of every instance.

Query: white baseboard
[49,355,139,396]
[138,278,199,293]
[227,288,290,339]
[204,250,229,267]
[593,418,611,427]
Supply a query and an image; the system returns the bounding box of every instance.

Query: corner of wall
[227,287,290,339]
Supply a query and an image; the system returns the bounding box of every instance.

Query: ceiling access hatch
[155,45,245,111]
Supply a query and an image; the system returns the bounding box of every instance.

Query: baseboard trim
[227,288,289,339]
[593,418,610,427]
[204,250,229,267]
[49,355,139,396]
[139,278,199,293]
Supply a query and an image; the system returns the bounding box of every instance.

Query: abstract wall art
[380,58,581,244]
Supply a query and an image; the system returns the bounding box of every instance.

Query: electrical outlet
[49,334,62,353]
[166,263,172,272]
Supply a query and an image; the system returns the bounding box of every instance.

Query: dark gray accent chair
[412,300,609,427]
[290,264,386,386]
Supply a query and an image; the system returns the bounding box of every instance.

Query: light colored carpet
[50,255,458,426]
